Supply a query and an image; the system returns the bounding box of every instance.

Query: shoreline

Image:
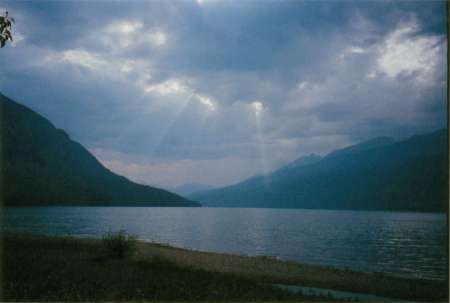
[133,239,447,301]
[135,238,443,282]
[2,231,448,301]
[5,205,448,214]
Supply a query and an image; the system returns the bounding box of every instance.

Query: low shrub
[102,230,137,259]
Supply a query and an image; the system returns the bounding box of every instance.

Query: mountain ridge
[325,137,396,159]
[191,129,448,212]
[1,93,200,207]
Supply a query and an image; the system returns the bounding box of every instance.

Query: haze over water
[3,207,447,281]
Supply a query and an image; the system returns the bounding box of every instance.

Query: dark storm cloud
[0,0,446,188]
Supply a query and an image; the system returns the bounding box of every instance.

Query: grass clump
[102,229,137,259]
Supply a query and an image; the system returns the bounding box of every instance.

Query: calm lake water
[2,207,447,281]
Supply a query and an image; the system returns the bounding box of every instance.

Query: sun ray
[148,93,195,158]
[252,101,270,187]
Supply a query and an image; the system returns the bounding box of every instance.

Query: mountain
[172,183,215,196]
[191,130,448,212]
[283,153,322,169]
[326,137,395,158]
[200,154,323,196]
[267,153,322,181]
[0,93,200,207]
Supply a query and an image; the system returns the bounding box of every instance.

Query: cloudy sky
[0,0,447,191]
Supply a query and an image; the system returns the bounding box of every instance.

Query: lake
[2,207,447,281]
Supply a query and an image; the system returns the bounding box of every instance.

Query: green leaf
[5,29,12,40]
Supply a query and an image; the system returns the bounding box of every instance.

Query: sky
[0,0,447,191]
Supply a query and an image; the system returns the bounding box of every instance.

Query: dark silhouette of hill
[1,93,199,207]
[192,130,448,212]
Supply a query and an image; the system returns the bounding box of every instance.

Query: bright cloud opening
[377,19,444,86]
[146,30,167,47]
[109,21,143,34]
[145,79,189,95]
[59,49,106,70]
[197,94,216,111]
[102,20,168,50]
[251,101,264,116]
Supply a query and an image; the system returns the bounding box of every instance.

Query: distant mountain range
[1,93,199,207]
[191,129,448,212]
[172,183,215,196]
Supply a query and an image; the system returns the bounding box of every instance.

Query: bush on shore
[102,229,137,259]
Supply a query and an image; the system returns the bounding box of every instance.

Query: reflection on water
[2,207,447,281]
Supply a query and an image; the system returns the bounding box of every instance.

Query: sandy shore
[133,240,447,301]
[2,232,447,301]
